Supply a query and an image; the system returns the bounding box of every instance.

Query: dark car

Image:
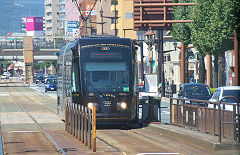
[45,78,57,92]
[178,83,212,106]
[35,74,45,84]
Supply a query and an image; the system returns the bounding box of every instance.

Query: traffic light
[53,52,59,56]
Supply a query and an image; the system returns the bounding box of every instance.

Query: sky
[0,0,45,36]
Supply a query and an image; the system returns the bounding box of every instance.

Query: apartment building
[96,0,114,35]
[45,0,60,37]
[59,0,66,36]
[112,0,136,39]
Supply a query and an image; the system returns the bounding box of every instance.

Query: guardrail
[170,97,240,143]
[65,102,96,152]
[0,37,70,50]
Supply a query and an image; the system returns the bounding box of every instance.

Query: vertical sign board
[26,17,43,31]
[26,17,35,31]
[34,17,43,31]
[65,21,79,37]
[85,4,97,16]
[145,74,158,93]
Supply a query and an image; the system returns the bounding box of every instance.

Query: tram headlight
[117,102,127,110]
[87,102,98,110]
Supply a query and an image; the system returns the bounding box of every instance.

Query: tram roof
[59,37,133,56]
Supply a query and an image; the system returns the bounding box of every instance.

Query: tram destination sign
[90,52,122,59]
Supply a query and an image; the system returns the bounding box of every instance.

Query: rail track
[0,85,213,154]
[94,124,211,155]
[6,87,66,155]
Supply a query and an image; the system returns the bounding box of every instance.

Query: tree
[34,61,57,73]
[172,0,195,83]
[172,0,193,46]
[191,0,236,87]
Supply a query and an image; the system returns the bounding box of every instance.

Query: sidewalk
[149,123,240,154]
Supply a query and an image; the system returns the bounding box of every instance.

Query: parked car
[209,86,240,111]
[35,74,45,84]
[1,72,10,79]
[178,83,212,106]
[45,78,57,92]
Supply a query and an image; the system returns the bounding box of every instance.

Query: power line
[8,0,14,34]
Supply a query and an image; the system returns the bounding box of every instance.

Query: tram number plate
[103,101,111,106]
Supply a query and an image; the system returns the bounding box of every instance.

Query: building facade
[59,0,66,36]
[96,0,114,35]
[45,0,60,37]
[112,0,136,39]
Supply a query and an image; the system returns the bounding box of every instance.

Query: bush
[209,88,217,95]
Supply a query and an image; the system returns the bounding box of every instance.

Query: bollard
[85,107,88,146]
[71,103,74,135]
[70,103,72,134]
[148,96,154,121]
[81,106,84,143]
[73,104,76,136]
[78,104,81,141]
[88,108,92,149]
[65,102,68,131]
[138,104,143,127]
[92,106,96,152]
[75,104,78,138]
[158,98,162,122]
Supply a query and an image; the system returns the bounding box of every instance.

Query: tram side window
[72,59,80,93]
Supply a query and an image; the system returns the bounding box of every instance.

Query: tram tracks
[128,129,193,155]
[3,87,66,155]
[96,127,210,155]
[0,121,5,155]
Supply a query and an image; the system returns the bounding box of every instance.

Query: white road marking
[8,131,39,133]
[137,153,180,155]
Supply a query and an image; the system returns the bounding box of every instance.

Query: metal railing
[65,102,96,152]
[170,97,240,143]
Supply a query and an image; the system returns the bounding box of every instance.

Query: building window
[47,20,52,23]
[46,4,51,9]
[47,12,52,16]
[47,27,52,31]
[188,51,195,60]
[111,0,118,5]
[125,13,133,19]
[168,55,171,61]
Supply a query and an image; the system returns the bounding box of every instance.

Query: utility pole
[157,30,165,97]
[73,0,98,36]
[114,0,117,36]
[233,30,239,86]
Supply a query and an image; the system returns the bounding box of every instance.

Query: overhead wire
[8,0,14,34]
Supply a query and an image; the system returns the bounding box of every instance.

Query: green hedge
[209,88,217,94]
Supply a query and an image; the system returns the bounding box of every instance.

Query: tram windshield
[83,62,130,94]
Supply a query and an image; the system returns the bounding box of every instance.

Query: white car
[1,72,10,79]
[209,86,240,111]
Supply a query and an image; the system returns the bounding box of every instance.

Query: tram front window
[83,62,130,93]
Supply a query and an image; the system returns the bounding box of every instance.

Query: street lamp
[144,27,155,74]
[144,27,155,45]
